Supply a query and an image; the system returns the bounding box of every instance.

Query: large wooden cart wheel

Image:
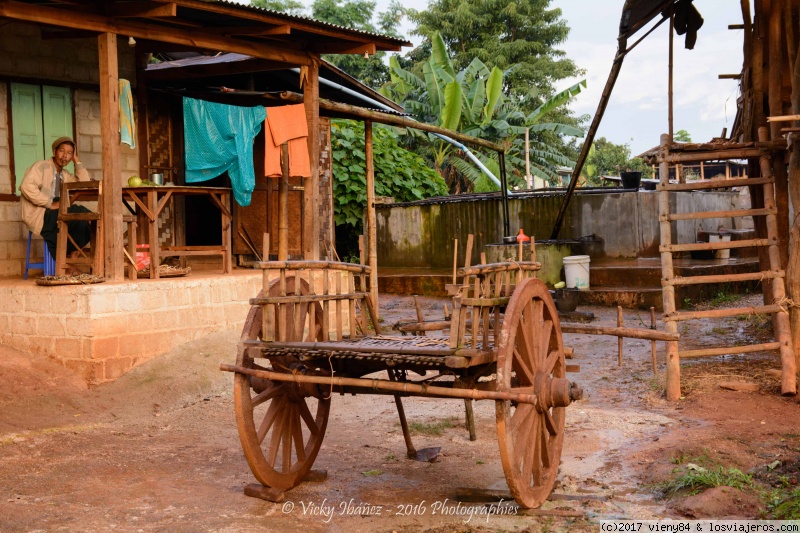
[234,276,330,491]
[496,277,575,508]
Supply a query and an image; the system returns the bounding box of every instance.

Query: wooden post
[617,306,624,366]
[452,238,458,285]
[278,143,289,261]
[365,120,379,321]
[98,33,123,280]
[668,7,674,141]
[758,127,796,395]
[659,134,681,401]
[650,307,658,375]
[303,60,320,260]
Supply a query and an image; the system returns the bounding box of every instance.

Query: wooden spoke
[281,410,293,473]
[530,414,543,486]
[512,347,535,385]
[543,349,559,375]
[233,277,330,491]
[297,397,320,436]
[543,408,557,436]
[496,278,566,508]
[251,382,283,408]
[539,414,551,468]
[267,408,286,466]
[292,408,306,463]
[256,397,281,444]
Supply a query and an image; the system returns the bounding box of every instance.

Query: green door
[11,84,44,194]
[43,85,74,174]
[11,83,73,193]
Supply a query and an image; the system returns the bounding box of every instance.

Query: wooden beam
[41,29,100,40]
[303,60,320,261]
[728,23,745,29]
[210,24,292,37]
[98,33,124,281]
[0,1,313,66]
[719,73,743,79]
[107,2,177,18]
[274,91,505,152]
[311,42,377,55]
[768,114,800,121]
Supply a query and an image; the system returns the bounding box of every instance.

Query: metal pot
[150,173,164,185]
[502,235,516,244]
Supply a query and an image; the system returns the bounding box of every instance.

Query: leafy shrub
[331,119,447,232]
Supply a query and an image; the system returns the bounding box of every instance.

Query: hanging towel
[264,104,311,178]
[183,97,266,207]
[119,79,136,149]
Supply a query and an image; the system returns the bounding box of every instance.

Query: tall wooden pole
[658,134,681,401]
[758,127,796,395]
[278,143,289,261]
[303,60,320,260]
[768,0,790,269]
[668,8,674,141]
[365,120,379,320]
[98,33,123,281]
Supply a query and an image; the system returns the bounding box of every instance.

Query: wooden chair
[55,181,103,276]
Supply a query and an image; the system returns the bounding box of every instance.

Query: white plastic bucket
[709,234,731,259]
[563,255,591,290]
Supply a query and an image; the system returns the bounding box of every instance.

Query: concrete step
[377,257,765,310]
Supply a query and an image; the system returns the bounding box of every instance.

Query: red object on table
[516,229,530,243]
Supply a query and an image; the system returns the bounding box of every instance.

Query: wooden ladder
[656,131,795,400]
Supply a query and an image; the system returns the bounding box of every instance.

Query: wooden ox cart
[220,259,583,508]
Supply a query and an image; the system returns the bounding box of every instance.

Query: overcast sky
[233,0,746,156]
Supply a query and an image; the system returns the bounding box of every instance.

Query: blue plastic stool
[24,231,55,279]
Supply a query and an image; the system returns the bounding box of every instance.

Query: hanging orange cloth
[264,104,311,178]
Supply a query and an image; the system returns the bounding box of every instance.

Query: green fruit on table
[128,176,142,187]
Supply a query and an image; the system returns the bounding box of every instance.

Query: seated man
[20,136,92,266]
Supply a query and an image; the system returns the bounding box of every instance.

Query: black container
[620,171,642,189]
[552,288,580,313]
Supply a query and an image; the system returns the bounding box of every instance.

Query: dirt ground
[1,293,799,532]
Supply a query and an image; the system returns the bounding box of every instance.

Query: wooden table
[123,186,232,279]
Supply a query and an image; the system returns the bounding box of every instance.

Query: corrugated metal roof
[212,0,410,46]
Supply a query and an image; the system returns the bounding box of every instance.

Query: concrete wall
[0,272,261,384]
[376,190,742,268]
[0,22,139,277]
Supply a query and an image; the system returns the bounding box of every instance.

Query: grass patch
[770,488,800,519]
[709,291,741,307]
[659,464,753,496]
[408,417,458,436]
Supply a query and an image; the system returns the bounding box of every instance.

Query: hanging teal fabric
[183,97,266,206]
[119,79,135,148]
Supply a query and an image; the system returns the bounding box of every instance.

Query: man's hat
[52,136,75,152]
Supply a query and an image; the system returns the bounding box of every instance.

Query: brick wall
[0,272,261,384]
[0,22,140,276]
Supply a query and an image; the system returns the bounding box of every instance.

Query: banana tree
[381,31,585,190]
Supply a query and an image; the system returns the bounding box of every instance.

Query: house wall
[0,22,139,277]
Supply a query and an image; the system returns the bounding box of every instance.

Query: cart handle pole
[220,363,582,407]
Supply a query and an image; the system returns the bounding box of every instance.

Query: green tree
[251,0,406,87]
[582,137,653,185]
[674,129,692,142]
[409,0,580,106]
